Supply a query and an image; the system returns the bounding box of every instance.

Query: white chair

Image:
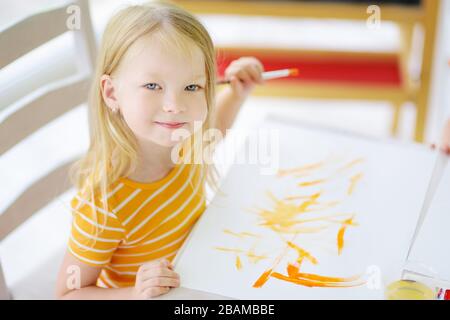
[0,0,96,299]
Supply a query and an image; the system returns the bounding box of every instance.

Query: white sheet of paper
[174,116,435,299]
[409,157,450,282]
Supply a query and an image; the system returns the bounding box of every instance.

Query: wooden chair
[0,0,96,299]
[175,0,441,142]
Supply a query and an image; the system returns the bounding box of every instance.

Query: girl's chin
[135,128,194,148]
[148,138,179,148]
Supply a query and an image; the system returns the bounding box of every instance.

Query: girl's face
[103,33,208,148]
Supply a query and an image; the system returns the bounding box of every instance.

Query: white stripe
[96,277,108,288]
[123,163,187,226]
[119,193,204,250]
[70,235,117,253]
[126,164,198,239]
[104,266,137,276]
[138,194,205,247]
[122,171,204,247]
[101,272,119,288]
[73,185,89,212]
[113,231,189,258]
[107,183,124,198]
[68,246,111,265]
[106,252,177,272]
[112,189,141,214]
[73,219,122,243]
[110,232,183,267]
[75,196,119,219]
[75,183,124,209]
[77,212,125,232]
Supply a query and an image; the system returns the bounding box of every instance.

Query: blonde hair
[70,1,219,236]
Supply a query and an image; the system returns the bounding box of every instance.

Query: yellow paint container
[385,280,435,300]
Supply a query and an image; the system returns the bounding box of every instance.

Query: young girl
[55,1,264,299]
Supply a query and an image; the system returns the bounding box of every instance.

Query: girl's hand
[441,119,450,155]
[431,119,450,155]
[224,57,264,99]
[132,259,180,299]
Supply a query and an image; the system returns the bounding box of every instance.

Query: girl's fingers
[141,268,180,280]
[253,64,264,82]
[235,69,252,84]
[239,57,264,72]
[140,260,169,272]
[443,145,450,155]
[225,64,262,84]
[142,276,180,289]
[248,65,263,83]
[429,142,450,155]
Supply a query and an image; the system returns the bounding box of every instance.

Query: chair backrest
[0,0,96,299]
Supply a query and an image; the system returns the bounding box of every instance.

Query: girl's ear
[100,74,120,113]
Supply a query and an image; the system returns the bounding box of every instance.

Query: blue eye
[185,84,201,92]
[144,83,161,90]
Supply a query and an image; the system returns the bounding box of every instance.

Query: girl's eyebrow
[140,72,206,81]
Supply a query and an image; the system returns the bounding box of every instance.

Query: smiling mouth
[154,121,187,129]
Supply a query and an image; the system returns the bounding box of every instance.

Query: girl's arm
[214,57,264,136]
[55,250,179,300]
[55,250,132,299]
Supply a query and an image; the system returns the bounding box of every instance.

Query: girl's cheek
[197,97,208,120]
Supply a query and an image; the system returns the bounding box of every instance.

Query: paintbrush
[217,68,299,85]
[404,150,448,264]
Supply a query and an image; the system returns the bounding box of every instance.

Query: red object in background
[444,289,450,300]
[437,288,450,300]
[217,50,402,87]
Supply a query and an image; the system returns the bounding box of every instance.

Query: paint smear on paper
[218,157,366,289]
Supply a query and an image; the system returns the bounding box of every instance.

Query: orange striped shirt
[67,162,205,288]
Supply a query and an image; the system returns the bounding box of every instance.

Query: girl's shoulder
[70,180,124,213]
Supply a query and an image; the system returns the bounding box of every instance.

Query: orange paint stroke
[287,242,318,265]
[215,247,268,263]
[277,161,325,177]
[337,216,358,255]
[285,263,361,283]
[287,213,351,226]
[223,229,261,238]
[264,225,329,234]
[284,194,319,201]
[347,173,363,195]
[298,192,321,211]
[287,262,301,277]
[337,158,365,172]
[305,201,340,211]
[270,272,365,288]
[215,247,244,254]
[298,179,327,187]
[254,192,345,234]
[253,268,273,288]
[294,272,361,283]
[236,256,242,270]
[252,233,300,288]
[253,192,325,233]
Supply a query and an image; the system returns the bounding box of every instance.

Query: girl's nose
[162,95,186,114]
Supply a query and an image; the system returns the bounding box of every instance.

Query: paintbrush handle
[405,152,448,262]
[217,68,298,85]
